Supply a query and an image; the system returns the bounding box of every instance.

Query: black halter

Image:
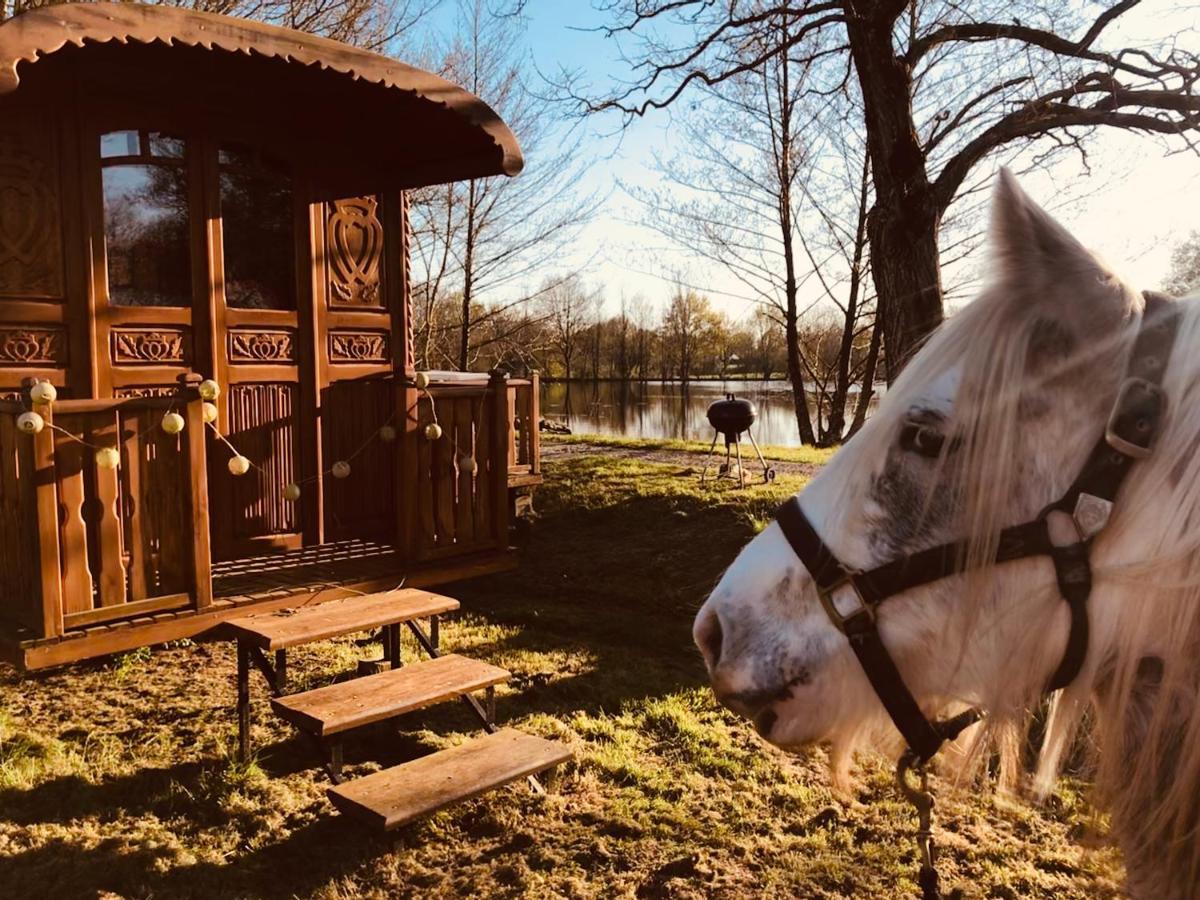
[775,292,1181,765]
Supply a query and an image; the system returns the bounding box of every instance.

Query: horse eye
[899,423,946,458]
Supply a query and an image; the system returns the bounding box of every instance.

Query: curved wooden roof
[0,1,523,179]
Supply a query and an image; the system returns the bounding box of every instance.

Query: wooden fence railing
[14,375,211,638]
[507,373,540,478]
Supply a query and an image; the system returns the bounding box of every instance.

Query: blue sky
[428,2,1200,318]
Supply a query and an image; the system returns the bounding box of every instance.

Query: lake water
[540,380,861,448]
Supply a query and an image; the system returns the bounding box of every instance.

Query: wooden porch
[0,373,541,671]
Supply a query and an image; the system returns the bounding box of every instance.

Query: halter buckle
[1104,376,1165,460]
[818,576,874,634]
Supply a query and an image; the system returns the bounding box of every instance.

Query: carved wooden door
[317,195,400,543]
[206,144,309,560]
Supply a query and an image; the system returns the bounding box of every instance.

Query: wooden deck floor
[3,541,517,671]
[212,540,406,604]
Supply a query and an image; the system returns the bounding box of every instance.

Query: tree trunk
[845,3,943,376]
[848,316,883,439]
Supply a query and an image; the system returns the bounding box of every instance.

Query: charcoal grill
[700,394,775,488]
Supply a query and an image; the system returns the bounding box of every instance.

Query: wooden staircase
[223,589,570,831]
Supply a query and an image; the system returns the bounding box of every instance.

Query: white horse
[695,170,1200,898]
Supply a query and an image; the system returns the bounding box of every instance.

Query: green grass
[0,450,1121,898]
[542,431,837,465]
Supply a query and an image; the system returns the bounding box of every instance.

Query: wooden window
[100,130,192,307]
[219,144,296,311]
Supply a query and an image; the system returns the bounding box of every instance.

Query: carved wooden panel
[0,121,64,299]
[111,328,191,365]
[229,329,295,364]
[323,378,393,538]
[0,325,66,366]
[114,385,178,399]
[226,382,297,540]
[329,330,390,365]
[327,197,384,308]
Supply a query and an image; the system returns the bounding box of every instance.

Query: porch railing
[13,375,212,639]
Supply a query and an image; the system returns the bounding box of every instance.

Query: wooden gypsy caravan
[0,3,563,826]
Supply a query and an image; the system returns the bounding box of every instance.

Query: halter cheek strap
[775,291,1181,765]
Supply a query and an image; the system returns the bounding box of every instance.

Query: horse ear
[989,168,1102,282]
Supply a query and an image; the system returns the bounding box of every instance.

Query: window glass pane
[220,159,295,311]
[102,164,192,307]
[149,132,185,159]
[100,130,140,159]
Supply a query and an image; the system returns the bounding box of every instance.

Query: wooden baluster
[123,410,148,601]
[92,411,127,608]
[489,370,510,545]
[475,383,492,544]
[529,371,541,477]
[396,380,419,558]
[432,397,455,548]
[417,394,435,559]
[454,394,474,546]
[507,384,518,470]
[55,416,94,614]
[180,374,213,610]
[29,388,63,638]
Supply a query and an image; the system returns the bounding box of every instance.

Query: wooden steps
[224,589,458,650]
[327,728,571,830]
[271,654,510,737]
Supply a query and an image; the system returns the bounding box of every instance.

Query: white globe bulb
[29,381,57,404]
[331,460,351,479]
[228,455,251,476]
[16,411,44,434]
[283,482,301,502]
[202,402,219,424]
[95,447,121,470]
[424,423,443,441]
[198,379,221,401]
[413,372,431,390]
[161,412,185,435]
[378,424,397,443]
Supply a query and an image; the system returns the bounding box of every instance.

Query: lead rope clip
[896,752,942,900]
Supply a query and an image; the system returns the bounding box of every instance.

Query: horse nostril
[695,609,724,669]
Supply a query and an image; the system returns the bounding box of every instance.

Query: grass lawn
[541,432,834,465]
[0,451,1122,898]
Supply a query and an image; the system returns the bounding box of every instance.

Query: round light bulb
[413,372,431,390]
[283,482,301,502]
[95,447,121,470]
[16,411,44,435]
[202,402,219,424]
[228,455,251,476]
[424,423,442,441]
[331,460,351,479]
[29,381,57,404]
[161,412,185,435]
[378,424,397,443]
[198,379,221,401]
[460,455,478,476]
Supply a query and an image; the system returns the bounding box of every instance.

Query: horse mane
[820,265,1200,891]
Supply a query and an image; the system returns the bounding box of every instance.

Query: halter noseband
[775,291,1182,766]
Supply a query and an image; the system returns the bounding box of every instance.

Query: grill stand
[700,427,775,488]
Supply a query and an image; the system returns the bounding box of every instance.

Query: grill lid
[706,394,757,436]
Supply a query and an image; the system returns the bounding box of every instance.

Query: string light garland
[12,372,481,504]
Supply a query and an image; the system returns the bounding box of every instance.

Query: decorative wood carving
[112,328,190,365]
[327,197,384,307]
[114,386,178,399]
[0,325,66,366]
[229,329,295,363]
[0,124,64,299]
[329,330,390,364]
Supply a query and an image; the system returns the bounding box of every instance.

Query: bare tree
[662,288,717,384]
[409,0,597,371]
[1163,230,1200,295]
[542,276,591,380]
[579,0,1200,371]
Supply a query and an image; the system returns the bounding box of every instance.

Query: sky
[428,2,1200,320]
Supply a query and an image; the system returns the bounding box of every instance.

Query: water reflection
[541,380,855,447]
